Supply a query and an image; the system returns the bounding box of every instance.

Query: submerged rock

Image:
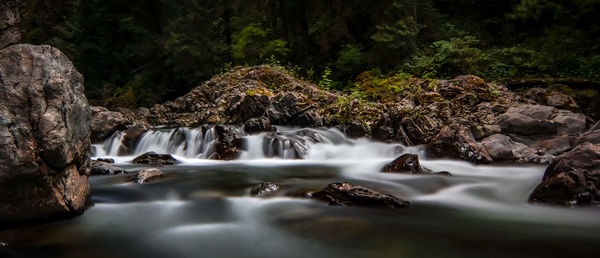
[134,168,164,183]
[132,151,178,165]
[250,182,280,197]
[312,182,409,208]
[529,143,600,206]
[381,154,423,174]
[96,158,115,163]
[0,44,91,222]
[91,160,125,175]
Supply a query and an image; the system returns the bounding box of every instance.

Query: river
[2,127,599,257]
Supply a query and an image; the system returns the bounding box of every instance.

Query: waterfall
[92,131,125,156]
[133,127,218,158]
[92,126,405,161]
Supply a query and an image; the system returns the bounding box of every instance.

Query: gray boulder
[0,44,91,222]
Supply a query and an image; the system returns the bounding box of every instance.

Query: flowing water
[1,127,599,258]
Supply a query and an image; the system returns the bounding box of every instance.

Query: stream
[1,127,599,258]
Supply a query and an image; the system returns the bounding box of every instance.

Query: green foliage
[22,0,600,108]
[406,36,484,78]
[318,67,333,89]
[232,23,289,64]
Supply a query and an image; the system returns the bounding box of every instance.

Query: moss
[246,88,274,97]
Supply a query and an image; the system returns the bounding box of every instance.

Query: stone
[243,117,272,134]
[0,44,91,222]
[426,126,492,163]
[312,182,409,208]
[96,158,115,163]
[90,106,131,142]
[481,134,538,161]
[497,105,557,136]
[529,143,600,206]
[0,0,27,49]
[134,168,164,184]
[250,182,280,197]
[91,160,125,176]
[551,110,586,136]
[214,125,244,160]
[381,154,424,174]
[132,151,178,165]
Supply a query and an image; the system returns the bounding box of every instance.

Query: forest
[24,0,600,108]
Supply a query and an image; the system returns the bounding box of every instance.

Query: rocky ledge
[0,44,92,222]
[92,66,598,166]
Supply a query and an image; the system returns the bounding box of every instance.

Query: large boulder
[0,44,91,222]
[529,143,600,206]
[0,0,27,49]
[312,182,409,208]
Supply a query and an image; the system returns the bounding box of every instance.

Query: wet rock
[91,160,125,175]
[426,126,492,163]
[214,125,244,160]
[262,133,308,159]
[243,117,272,134]
[91,106,131,142]
[0,44,91,222]
[434,171,453,176]
[96,158,115,163]
[312,182,409,208]
[381,154,423,174]
[117,121,151,155]
[134,168,164,184]
[529,143,600,206]
[132,151,178,165]
[250,182,280,197]
[338,120,367,139]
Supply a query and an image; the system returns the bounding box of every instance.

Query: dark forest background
[23,0,600,108]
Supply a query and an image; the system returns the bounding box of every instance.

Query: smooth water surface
[1,127,599,258]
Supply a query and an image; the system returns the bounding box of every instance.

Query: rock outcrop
[312,182,409,208]
[529,143,600,206]
[0,44,92,222]
[94,65,595,165]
